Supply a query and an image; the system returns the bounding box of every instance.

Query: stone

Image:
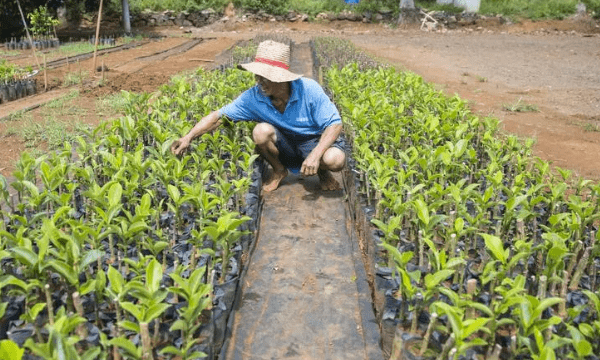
[225,2,236,17]
[375,14,384,22]
[201,8,216,16]
[182,20,193,27]
[300,14,309,22]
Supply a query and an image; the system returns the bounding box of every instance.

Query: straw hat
[239,40,302,83]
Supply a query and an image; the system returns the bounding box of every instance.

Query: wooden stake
[43,54,48,92]
[101,59,105,83]
[16,0,41,70]
[92,0,105,73]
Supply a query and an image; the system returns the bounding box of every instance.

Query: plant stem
[44,284,54,325]
[72,292,88,338]
[388,325,404,360]
[559,270,569,318]
[436,334,455,360]
[140,322,153,360]
[419,312,437,356]
[466,278,477,319]
[537,275,547,299]
[569,247,591,291]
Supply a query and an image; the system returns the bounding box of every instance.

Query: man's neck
[270,82,291,113]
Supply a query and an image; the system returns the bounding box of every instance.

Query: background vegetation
[112,0,600,19]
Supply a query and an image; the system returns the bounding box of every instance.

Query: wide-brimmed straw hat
[239,40,302,83]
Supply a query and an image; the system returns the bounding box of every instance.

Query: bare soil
[1,16,599,180]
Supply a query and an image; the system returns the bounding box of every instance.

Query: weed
[96,92,129,115]
[2,110,32,123]
[20,118,89,149]
[45,89,80,109]
[477,76,487,82]
[582,122,600,132]
[63,71,88,87]
[0,50,21,57]
[502,98,539,112]
[4,127,18,136]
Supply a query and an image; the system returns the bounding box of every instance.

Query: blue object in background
[344,0,360,3]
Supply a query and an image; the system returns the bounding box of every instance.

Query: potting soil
[221,42,382,360]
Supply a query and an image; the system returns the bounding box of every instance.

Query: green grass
[502,98,539,112]
[480,0,578,20]
[48,42,112,59]
[20,117,91,149]
[63,70,89,87]
[2,110,32,123]
[45,89,80,109]
[0,49,21,57]
[582,122,600,132]
[96,92,130,116]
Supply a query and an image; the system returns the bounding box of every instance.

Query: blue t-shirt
[218,77,341,137]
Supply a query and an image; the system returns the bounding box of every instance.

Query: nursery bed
[221,41,382,360]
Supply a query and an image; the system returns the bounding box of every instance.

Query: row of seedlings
[313,37,600,360]
[0,66,261,359]
[0,60,36,104]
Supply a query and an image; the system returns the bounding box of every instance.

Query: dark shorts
[274,128,346,173]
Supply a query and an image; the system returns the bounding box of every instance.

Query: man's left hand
[301,152,321,176]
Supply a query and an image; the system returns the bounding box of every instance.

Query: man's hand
[301,151,321,176]
[171,136,190,156]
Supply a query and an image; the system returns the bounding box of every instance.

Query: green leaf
[414,199,430,226]
[532,298,563,320]
[159,345,183,356]
[0,340,24,360]
[46,259,79,286]
[146,258,162,294]
[462,318,490,339]
[80,249,103,270]
[120,302,143,322]
[574,339,592,357]
[481,233,507,265]
[108,183,123,209]
[167,184,181,204]
[119,320,140,334]
[107,266,124,295]
[109,337,141,359]
[9,248,38,267]
[424,269,454,289]
[144,303,170,323]
[81,347,102,360]
[454,217,464,233]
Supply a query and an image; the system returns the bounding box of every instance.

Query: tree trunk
[122,0,131,35]
[398,0,419,24]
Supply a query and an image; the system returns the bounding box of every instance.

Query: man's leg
[317,146,346,191]
[253,123,288,192]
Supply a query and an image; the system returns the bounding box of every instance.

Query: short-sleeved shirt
[218,77,341,138]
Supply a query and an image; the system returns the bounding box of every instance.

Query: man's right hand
[171,137,190,156]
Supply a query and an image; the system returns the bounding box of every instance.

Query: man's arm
[300,123,343,176]
[171,110,222,155]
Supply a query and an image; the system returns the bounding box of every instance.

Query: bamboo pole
[92,0,104,73]
[16,0,42,70]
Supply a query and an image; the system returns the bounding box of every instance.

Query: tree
[122,0,131,35]
[398,0,420,24]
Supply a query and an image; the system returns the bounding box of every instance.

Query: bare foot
[317,169,340,191]
[263,168,288,192]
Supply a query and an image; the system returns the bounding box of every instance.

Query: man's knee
[252,123,277,146]
[322,147,345,172]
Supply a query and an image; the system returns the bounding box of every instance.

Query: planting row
[314,37,600,360]
[0,65,260,359]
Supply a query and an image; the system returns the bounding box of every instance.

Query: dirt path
[1,17,599,180]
